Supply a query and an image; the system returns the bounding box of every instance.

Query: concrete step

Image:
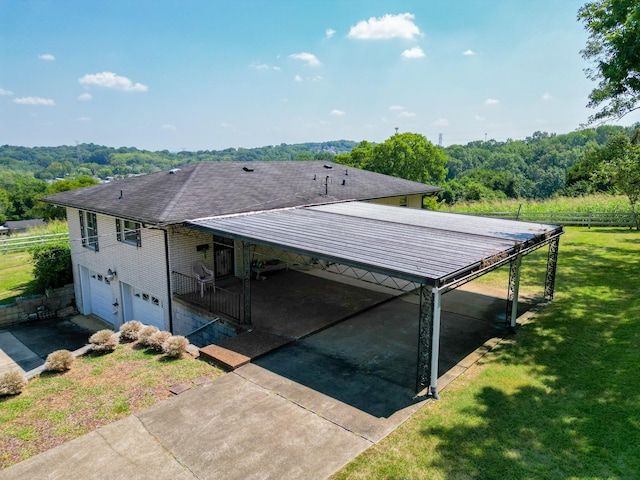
[199,344,250,370]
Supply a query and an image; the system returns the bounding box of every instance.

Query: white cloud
[433,118,449,126]
[462,50,475,56]
[475,114,485,121]
[77,92,92,101]
[162,124,177,130]
[398,111,416,117]
[77,117,91,122]
[289,52,321,66]
[250,62,281,71]
[294,74,323,82]
[485,98,499,105]
[326,28,336,39]
[389,105,404,111]
[78,71,148,92]
[330,109,346,116]
[13,96,55,106]
[219,122,231,128]
[542,92,553,101]
[39,53,55,61]
[0,88,13,95]
[401,46,425,59]
[348,13,421,40]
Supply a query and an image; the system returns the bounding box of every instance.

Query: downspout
[163,229,174,332]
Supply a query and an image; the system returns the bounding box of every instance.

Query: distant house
[5,219,47,235]
[43,160,561,395]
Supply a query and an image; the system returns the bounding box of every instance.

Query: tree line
[2,124,639,225]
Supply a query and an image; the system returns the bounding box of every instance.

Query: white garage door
[122,283,164,329]
[87,270,114,324]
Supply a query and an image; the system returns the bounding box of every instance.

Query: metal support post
[242,241,251,326]
[416,285,441,399]
[544,236,560,301]
[506,254,522,331]
[429,288,442,399]
[416,285,433,393]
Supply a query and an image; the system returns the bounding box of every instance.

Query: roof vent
[243,166,254,172]
[341,179,346,186]
[323,164,333,169]
[168,168,181,174]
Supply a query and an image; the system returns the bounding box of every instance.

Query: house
[4,219,47,235]
[43,161,438,332]
[43,160,561,395]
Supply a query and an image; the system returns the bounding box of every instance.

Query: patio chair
[192,262,215,297]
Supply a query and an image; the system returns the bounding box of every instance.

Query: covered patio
[188,202,563,396]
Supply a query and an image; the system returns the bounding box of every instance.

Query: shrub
[119,320,143,341]
[163,335,189,358]
[29,243,73,291]
[89,329,118,353]
[147,330,172,352]
[0,370,28,396]
[137,325,160,347]
[45,349,75,371]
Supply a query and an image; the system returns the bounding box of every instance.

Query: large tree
[599,133,640,228]
[335,133,447,185]
[579,1,640,122]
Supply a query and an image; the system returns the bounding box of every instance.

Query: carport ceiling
[188,202,563,287]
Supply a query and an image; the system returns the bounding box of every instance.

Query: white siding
[67,208,170,330]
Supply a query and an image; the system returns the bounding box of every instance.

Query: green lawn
[334,227,640,479]
[0,251,35,305]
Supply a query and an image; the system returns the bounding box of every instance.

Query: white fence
[0,232,70,254]
[463,211,636,228]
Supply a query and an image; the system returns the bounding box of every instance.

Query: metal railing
[462,210,636,228]
[0,232,70,254]
[172,271,241,322]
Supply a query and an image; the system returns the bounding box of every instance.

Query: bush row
[0,321,190,397]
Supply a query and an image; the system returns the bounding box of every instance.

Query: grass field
[0,251,35,305]
[333,227,640,479]
[0,221,69,304]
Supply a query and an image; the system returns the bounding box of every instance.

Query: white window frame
[116,218,141,247]
[79,211,99,251]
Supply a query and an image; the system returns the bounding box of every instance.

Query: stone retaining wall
[0,284,75,328]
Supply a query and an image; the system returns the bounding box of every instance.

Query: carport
[188,201,563,397]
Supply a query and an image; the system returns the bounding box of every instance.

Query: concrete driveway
[1,284,538,479]
[0,316,108,377]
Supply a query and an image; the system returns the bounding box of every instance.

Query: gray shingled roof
[43,161,440,225]
[189,202,563,286]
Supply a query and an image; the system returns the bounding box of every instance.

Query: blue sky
[1,0,637,151]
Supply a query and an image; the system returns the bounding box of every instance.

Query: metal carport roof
[187,201,563,397]
[188,201,562,287]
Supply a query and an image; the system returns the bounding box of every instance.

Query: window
[79,211,99,251]
[116,219,141,247]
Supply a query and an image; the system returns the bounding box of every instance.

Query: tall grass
[443,194,630,214]
[11,219,69,237]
